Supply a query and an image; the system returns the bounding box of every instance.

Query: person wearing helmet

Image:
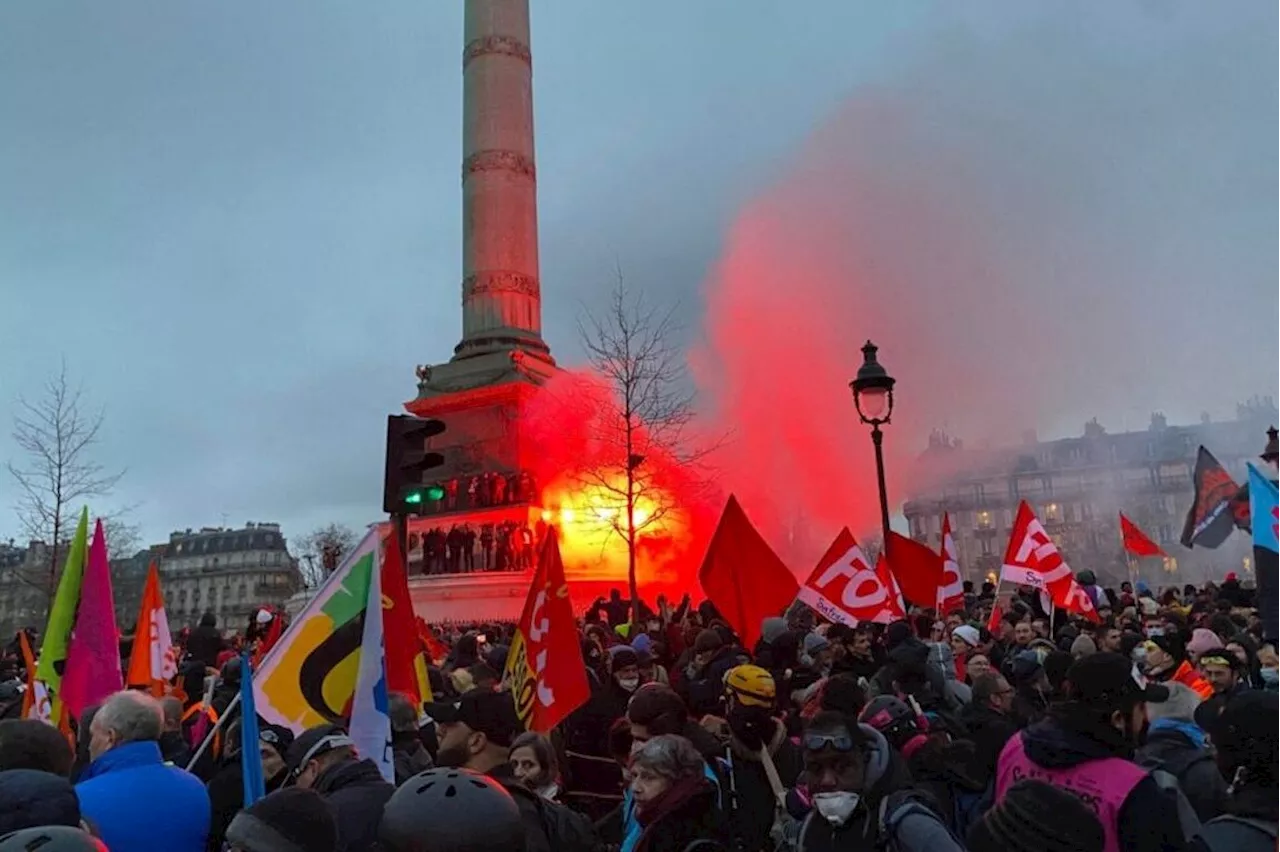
[282,724,393,852]
[0,826,107,852]
[709,665,802,852]
[381,768,526,852]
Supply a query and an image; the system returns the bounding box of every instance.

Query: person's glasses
[803,732,856,752]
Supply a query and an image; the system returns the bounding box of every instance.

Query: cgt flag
[937,514,965,615]
[1248,463,1278,645]
[503,529,589,733]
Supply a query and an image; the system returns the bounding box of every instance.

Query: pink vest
[996,732,1147,852]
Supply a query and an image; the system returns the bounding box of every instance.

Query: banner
[1248,463,1278,645]
[255,529,379,730]
[350,547,393,783]
[126,563,177,696]
[503,529,589,733]
[61,519,123,720]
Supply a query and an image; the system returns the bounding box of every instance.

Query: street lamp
[1262,426,1278,465]
[850,340,896,549]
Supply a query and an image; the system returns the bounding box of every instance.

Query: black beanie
[225,788,338,852]
[968,780,1104,852]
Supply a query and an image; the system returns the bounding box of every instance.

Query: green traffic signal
[426,485,446,501]
[402,484,446,507]
[404,491,424,505]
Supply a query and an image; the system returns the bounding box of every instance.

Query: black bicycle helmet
[0,826,106,851]
[380,769,525,852]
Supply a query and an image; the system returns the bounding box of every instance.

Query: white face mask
[617,676,640,693]
[813,791,860,826]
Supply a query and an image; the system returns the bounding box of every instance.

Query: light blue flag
[239,652,266,806]
[1248,463,1279,645]
[350,549,394,783]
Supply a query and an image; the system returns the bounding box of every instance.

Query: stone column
[457,0,551,359]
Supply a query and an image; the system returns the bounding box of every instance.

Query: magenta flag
[61,519,123,720]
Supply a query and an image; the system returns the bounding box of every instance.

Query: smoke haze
[691,1,1278,557]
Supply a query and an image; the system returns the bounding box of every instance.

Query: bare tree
[102,514,143,562]
[6,361,125,599]
[296,522,359,589]
[577,273,717,623]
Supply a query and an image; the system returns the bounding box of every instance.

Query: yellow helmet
[724,664,776,708]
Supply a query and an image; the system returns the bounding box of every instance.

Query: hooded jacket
[722,719,803,852]
[310,758,394,852]
[1136,719,1228,822]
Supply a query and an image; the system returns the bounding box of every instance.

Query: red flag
[698,495,799,649]
[1120,513,1167,558]
[798,529,899,626]
[985,603,1003,635]
[18,632,36,719]
[937,514,965,615]
[1001,501,1099,623]
[503,529,590,732]
[884,532,946,610]
[382,528,432,705]
[416,618,449,665]
[874,555,907,621]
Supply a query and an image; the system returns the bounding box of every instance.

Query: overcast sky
[2,1,1275,550]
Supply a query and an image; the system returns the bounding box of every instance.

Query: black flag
[1180,446,1247,549]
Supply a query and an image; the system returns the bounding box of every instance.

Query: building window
[1158,524,1172,544]
[1243,555,1253,573]
[980,537,993,556]
[1044,503,1061,522]
[973,484,986,502]
[1162,556,1178,574]
[977,510,993,529]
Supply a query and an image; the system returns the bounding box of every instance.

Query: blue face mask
[1261,667,1278,687]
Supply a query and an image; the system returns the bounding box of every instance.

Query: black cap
[284,723,353,779]
[1065,652,1169,706]
[424,689,521,748]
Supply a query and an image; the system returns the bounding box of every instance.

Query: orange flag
[382,528,432,705]
[126,563,177,696]
[698,495,799,649]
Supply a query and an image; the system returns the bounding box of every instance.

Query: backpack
[1195,815,1279,852]
[950,780,994,842]
[1151,768,1203,842]
[533,792,598,852]
[878,789,965,852]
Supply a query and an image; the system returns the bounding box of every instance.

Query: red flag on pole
[797,528,900,626]
[698,495,799,649]
[884,532,946,610]
[382,527,432,705]
[1120,513,1167,558]
[502,529,590,733]
[1002,501,1099,623]
[937,514,965,615]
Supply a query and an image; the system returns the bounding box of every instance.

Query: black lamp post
[1262,426,1278,466]
[850,341,896,550]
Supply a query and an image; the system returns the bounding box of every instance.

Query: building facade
[160,522,301,632]
[902,400,1277,589]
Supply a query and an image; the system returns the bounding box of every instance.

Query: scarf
[635,775,708,827]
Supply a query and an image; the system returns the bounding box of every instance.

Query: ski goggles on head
[803,731,857,753]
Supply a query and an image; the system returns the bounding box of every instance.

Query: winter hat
[258,724,295,759]
[1186,628,1223,658]
[0,769,81,835]
[951,625,980,648]
[693,629,723,654]
[803,633,830,656]
[631,632,653,656]
[225,788,339,852]
[761,617,789,646]
[609,645,639,672]
[885,620,913,649]
[967,779,1105,852]
[1069,634,1097,659]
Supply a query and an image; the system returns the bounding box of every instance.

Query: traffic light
[383,414,447,514]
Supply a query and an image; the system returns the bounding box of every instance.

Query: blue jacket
[76,740,210,852]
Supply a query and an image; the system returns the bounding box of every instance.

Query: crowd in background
[0,574,1273,852]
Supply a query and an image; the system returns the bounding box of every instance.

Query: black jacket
[723,722,804,852]
[1019,717,1187,852]
[313,758,395,852]
[490,763,596,852]
[1191,782,1278,852]
[635,780,725,852]
[958,702,1017,784]
[186,622,224,670]
[1136,724,1228,822]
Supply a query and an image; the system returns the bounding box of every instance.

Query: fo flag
[1181,447,1246,549]
[1248,463,1278,645]
[799,529,901,626]
[1001,501,1098,622]
[503,529,589,733]
[937,514,965,615]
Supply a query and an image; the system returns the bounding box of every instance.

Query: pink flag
[61,519,123,720]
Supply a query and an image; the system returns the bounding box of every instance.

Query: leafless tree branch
[296,522,359,589]
[5,360,126,599]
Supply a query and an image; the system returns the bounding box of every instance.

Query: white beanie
[952,625,981,647]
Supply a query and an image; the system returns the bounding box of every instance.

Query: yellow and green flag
[35,507,90,694]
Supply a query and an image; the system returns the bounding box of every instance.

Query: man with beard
[710,665,803,852]
[994,653,1185,852]
[426,689,595,852]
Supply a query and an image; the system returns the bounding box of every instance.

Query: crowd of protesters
[0,574,1273,852]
